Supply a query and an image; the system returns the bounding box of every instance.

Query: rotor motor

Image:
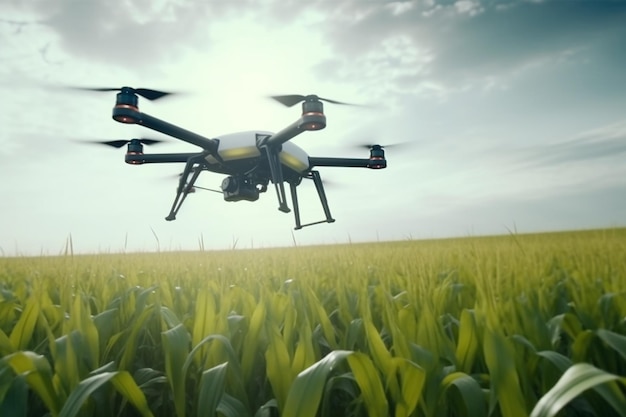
[113,88,140,124]
[299,99,326,131]
[125,139,145,165]
[368,145,387,169]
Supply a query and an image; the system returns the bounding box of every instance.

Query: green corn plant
[265,323,293,411]
[482,322,528,417]
[162,324,190,417]
[1,227,625,417]
[9,297,39,351]
[282,350,389,417]
[530,363,626,417]
[2,352,154,417]
[183,333,249,411]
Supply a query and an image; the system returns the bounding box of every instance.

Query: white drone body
[206,131,310,174]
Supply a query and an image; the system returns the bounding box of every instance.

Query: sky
[1,0,625,256]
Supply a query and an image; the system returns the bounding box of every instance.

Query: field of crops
[1,228,625,417]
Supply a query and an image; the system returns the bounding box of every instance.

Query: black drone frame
[101,87,387,229]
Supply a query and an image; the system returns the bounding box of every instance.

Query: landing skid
[290,170,335,230]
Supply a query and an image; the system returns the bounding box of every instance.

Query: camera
[221,176,260,202]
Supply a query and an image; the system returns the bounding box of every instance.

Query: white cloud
[454,0,483,16]
[1,0,625,255]
[385,1,416,16]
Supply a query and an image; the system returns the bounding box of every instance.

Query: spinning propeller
[78,138,166,148]
[354,142,410,150]
[69,86,174,101]
[270,94,358,107]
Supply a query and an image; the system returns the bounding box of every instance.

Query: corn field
[1,228,625,417]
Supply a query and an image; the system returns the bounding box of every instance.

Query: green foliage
[1,227,625,416]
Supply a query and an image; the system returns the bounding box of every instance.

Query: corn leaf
[5,351,61,416]
[392,357,425,417]
[455,309,479,373]
[530,363,626,417]
[571,330,595,363]
[283,350,352,417]
[53,333,77,401]
[92,308,119,344]
[58,372,115,417]
[0,328,13,356]
[70,296,99,370]
[196,362,228,417]
[9,297,39,350]
[160,306,182,329]
[0,373,27,417]
[483,327,527,417]
[191,289,216,349]
[119,305,155,370]
[307,288,338,349]
[254,399,278,417]
[0,362,13,403]
[58,370,154,417]
[363,321,392,373]
[596,328,626,361]
[183,333,248,408]
[216,393,250,417]
[109,371,156,417]
[440,371,487,416]
[346,352,388,417]
[320,373,360,416]
[241,301,266,382]
[345,318,365,350]
[265,324,292,411]
[162,323,190,417]
[290,318,316,377]
[536,350,571,373]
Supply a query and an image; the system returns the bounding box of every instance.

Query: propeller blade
[270,94,360,107]
[137,138,163,146]
[134,88,172,100]
[69,86,174,100]
[76,137,166,148]
[78,87,120,92]
[100,140,130,148]
[318,96,356,106]
[270,94,307,107]
[355,142,412,150]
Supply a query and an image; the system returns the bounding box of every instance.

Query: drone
[81,86,390,229]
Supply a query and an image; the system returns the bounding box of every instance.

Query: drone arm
[113,106,219,152]
[125,152,201,164]
[308,157,372,168]
[259,104,326,147]
[138,112,218,152]
[258,119,304,148]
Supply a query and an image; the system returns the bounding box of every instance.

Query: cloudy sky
[1,0,625,255]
